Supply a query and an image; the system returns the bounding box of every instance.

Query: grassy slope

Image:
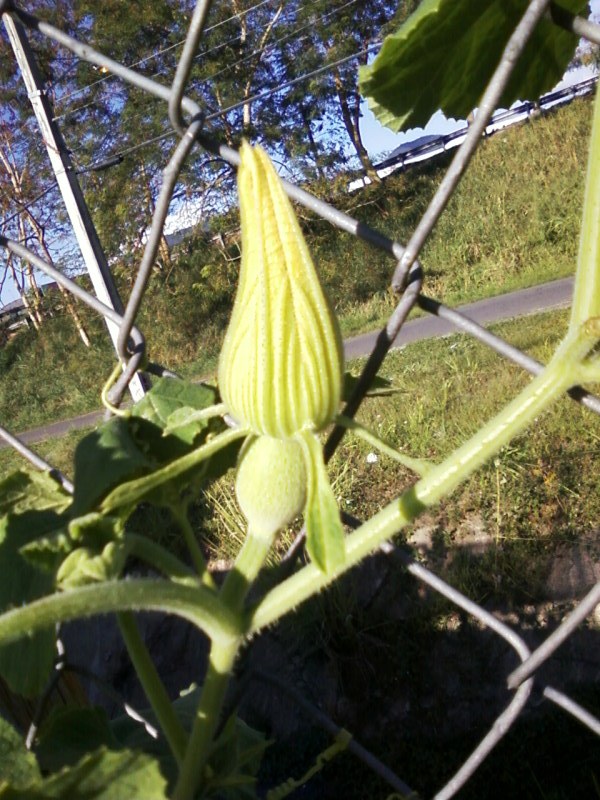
[0,95,593,438]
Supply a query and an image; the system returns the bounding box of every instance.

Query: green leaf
[19,531,72,574]
[21,513,123,578]
[70,380,234,518]
[100,427,245,515]
[359,0,586,133]
[0,716,41,788]
[0,747,168,799]
[55,541,129,590]
[160,406,212,445]
[0,512,62,696]
[111,689,269,797]
[71,418,157,517]
[132,378,224,458]
[35,707,121,774]
[132,377,219,432]
[296,431,345,574]
[207,714,270,798]
[0,471,71,517]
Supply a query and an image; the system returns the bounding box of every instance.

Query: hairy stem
[117,611,187,764]
[219,528,273,612]
[174,527,271,799]
[0,580,239,649]
[171,504,216,590]
[172,639,240,800]
[571,81,600,328]
[125,532,197,582]
[101,426,247,513]
[336,413,433,476]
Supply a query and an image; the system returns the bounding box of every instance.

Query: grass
[0,428,88,480]
[0,95,594,436]
[337,308,600,574]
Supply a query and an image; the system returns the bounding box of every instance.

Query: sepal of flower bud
[296,430,345,574]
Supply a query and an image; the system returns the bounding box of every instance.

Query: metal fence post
[3,12,146,401]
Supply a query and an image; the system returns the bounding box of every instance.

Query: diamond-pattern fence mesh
[0,1,599,798]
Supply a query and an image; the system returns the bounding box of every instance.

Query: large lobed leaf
[72,378,229,517]
[360,0,587,133]
[0,469,72,697]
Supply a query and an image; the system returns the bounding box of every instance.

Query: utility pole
[3,12,146,401]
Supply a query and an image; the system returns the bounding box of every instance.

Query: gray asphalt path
[2,278,574,448]
[344,276,573,359]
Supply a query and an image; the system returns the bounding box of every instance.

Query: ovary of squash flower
[218,141,345,573]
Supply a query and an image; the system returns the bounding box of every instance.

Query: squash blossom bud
[218,141,343,439]
[219,142,346,573]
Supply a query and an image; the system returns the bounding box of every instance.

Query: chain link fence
[0,0,599,797]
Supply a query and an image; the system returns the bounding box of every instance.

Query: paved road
[344,276,573,359]
[2,277,574,449]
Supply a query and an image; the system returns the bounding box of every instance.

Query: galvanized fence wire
[0,0,599,797]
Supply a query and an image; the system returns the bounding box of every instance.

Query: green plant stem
[164,403,228,433]
[0,579,239,649]
[117,611,187,765]
[125,532,198,582]
[219,528,274,612]
[101,426,247,513]
[336,413,433,475]
[571,82,600,328]
[174,528,272,800]
[171,504,216,590]
[173,638,240,800]
[248,328,600,634]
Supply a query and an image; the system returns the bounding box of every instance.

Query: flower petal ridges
[218,141,343,439]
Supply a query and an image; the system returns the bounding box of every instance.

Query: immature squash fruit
[235,437,306,539]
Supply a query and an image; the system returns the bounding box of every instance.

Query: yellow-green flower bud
[235,436,306,539]
[218,141,343,439]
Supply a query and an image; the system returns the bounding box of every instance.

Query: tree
[0,1,93,343]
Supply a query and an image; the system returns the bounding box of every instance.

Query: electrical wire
[63,0,370,163]
[54,0,361,126]
[53,0,285,107]
[77,40,380,168]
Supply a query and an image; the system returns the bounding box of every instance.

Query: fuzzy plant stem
[125,532,198,582]
[0,580,240,650]
[219,528,274,611]
[173,528,273,800]
[117,611,188,764]
[172,638,240,800]
[171,504,216,590]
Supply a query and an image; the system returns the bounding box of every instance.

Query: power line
[81,40,381,168]
[64,0,365,160]
[53,0,352,125]
[182,0,363,92]
[53,0,283,109]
